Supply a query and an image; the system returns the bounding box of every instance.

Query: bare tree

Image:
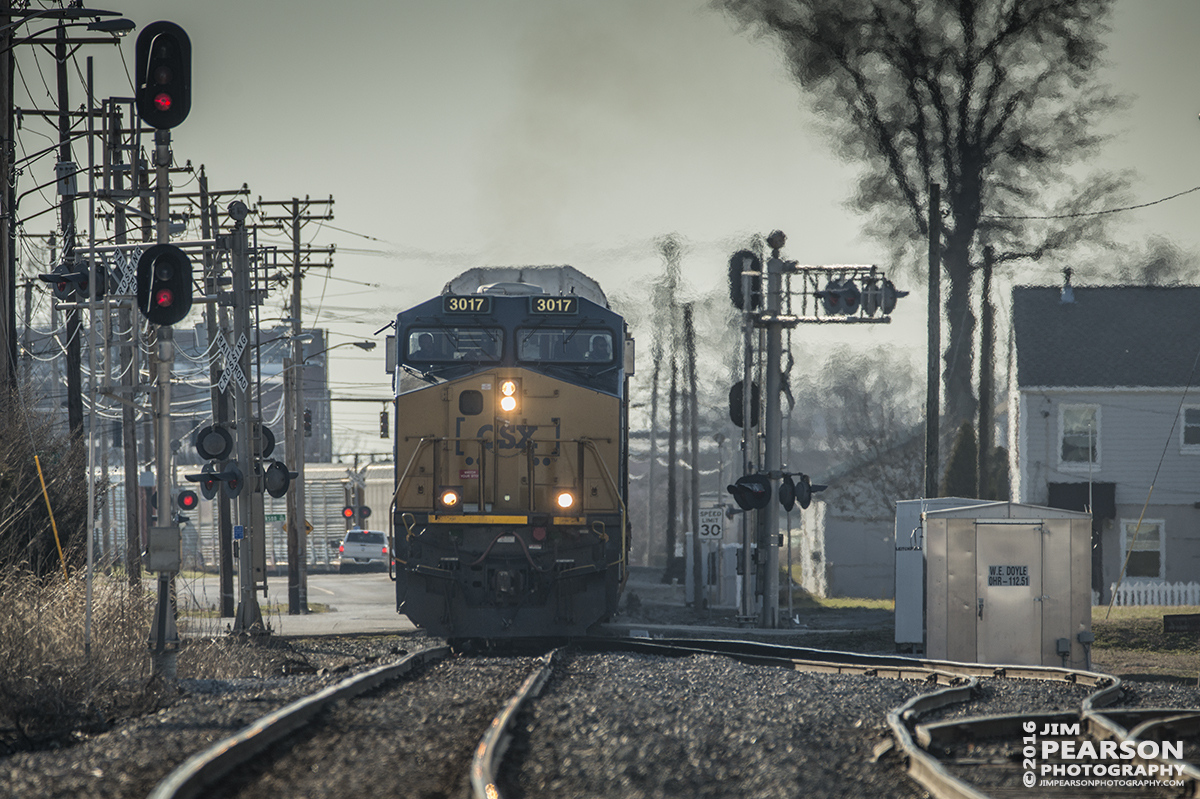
[791,347,924,516]
[719,0,1129,432]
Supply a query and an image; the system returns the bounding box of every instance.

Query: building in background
[1009,284,1200,603]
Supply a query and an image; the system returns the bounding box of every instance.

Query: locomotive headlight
[499,380,518,412]
[555,490,575,510]
[439,488,461,509]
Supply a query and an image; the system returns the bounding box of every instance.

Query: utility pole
[0,0,13,395]
[199,169,235,616]
[685,305,702,611]
[105,101,143,589]
[56,23,83,440]
[665,358,678,582]
[228,200,265,634]
[925,182,942,498]
[738,254,758,623]
[978,245,995,499]
[256,196,333,615]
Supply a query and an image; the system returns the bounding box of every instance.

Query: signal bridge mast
[728,230,907,628]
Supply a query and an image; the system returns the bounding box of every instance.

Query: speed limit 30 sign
[698,507,724,539]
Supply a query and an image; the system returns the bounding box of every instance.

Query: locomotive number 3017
[444,296,491,313]
[530,296,577,314]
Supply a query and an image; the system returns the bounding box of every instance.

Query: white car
[338,529,388,572]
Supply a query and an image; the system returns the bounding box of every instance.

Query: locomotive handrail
[579,438,628,576]
[390,437,437,553]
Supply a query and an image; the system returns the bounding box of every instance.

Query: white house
[1009,284,1200,602]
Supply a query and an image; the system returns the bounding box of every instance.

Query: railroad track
[146,637,1200,799]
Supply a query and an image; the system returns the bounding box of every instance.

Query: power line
[984,185,1200,220]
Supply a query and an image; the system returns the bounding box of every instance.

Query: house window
[1059,404,1099,468]
[1121,519,1164,581]
[1182,407,1200,454]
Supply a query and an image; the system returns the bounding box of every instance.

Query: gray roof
[1012,285,1200,388]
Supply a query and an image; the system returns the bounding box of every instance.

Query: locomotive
[389,266,632,638]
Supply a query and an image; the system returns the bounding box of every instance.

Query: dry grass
[1090,605,1200,683]
[0,568,164,753]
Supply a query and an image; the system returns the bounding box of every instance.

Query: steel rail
[148,645,450,799]
[1084,706,1200,794]
[470,648,561,799]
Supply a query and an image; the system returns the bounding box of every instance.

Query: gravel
[5,612,1199,799]
[0,633,438,799]
[501,651,930,799]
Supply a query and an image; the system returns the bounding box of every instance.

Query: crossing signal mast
[727,231,906,628]
[135,20,195,678]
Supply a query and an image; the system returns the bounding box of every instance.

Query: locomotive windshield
[405,327,502,363]
[517,329,613,364]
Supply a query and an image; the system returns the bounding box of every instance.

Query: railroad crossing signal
[38,262,100,302]
[177,490,199,511]
[342,506,372,525]
[136,244,193,326]
[264,461,298,499]
[727,474,771,511]
[135,21,192,130]
[816,278,861,315]
[184,464,243,499]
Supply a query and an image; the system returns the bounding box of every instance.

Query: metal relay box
[923,502,1093,668]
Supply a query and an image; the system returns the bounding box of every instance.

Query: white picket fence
[1091,581,1200,607]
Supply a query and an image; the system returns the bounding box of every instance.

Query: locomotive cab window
[518,329,613,364]
[405,328,503,363]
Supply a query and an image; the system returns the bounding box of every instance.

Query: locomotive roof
[442,266,609,308]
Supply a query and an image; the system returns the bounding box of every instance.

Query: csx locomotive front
[389,268,631,638]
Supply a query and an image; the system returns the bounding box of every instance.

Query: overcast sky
[13,0,1200,457]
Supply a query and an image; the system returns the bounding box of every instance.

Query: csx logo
[455,417,559,453]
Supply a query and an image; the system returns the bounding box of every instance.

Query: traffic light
[304,408,312,437]
[37,262,101,302]
[135,21,191,130]
[264,461,298,499]
[727,474,771,511]
[136,244,193,326]
[817,278,861,316]
[728,249,762,311]
[342,506,355,521]
[380,409,389,438]
[729,380,760,429]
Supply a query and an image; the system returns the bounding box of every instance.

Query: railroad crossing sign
[699,506,724,540]
[215,332,248,393]
[111,247,144,296]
